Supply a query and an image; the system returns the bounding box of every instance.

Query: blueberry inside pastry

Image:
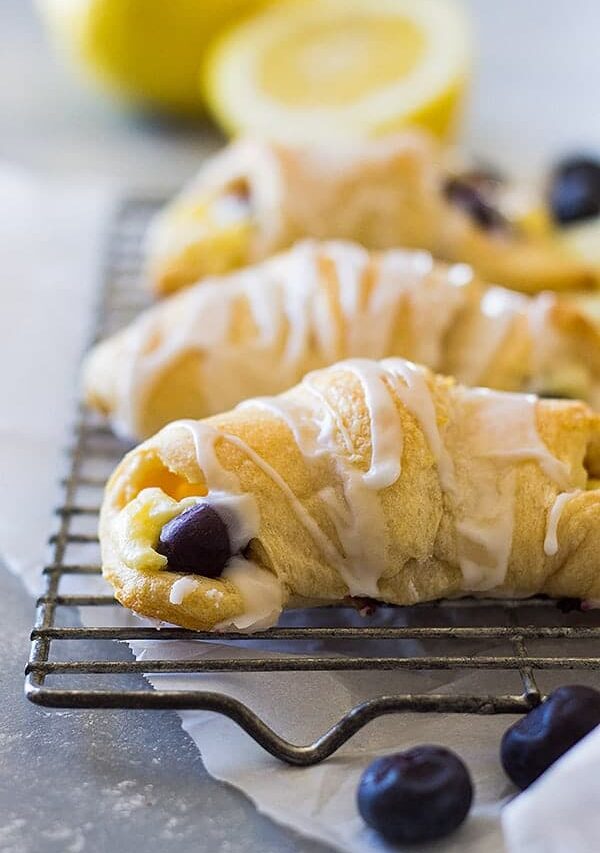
[146,133,600,297]
[100,357,600,632]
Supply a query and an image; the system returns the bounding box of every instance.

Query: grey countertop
[0,561,325,853]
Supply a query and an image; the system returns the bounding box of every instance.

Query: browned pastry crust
[147,134,599,296]
[100,358,600,631]
[84,241,600,440]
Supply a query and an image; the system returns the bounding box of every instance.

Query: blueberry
[156,503,231,577]
[357,746,473,844]
[501,685,600,790]
[444,177,508,232]
[549,156,600,225]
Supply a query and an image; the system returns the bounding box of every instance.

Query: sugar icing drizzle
[111,240,481,436]
[169,575,198,605]
[459,390,571,486]
[111,240,581,443]
[171,359,575,601]
[215,558,284,631]
[451,388,571,590]
[454,286,528,386]
[382,358,456,493]
[544,490,582,557]
[166,420,281,631]
[237,358,455,596]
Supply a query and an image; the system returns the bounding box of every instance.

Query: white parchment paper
[0,165,112,582]
[3,166,600,853]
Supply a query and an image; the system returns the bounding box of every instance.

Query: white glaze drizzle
[111,241,481,437]
[455,473,517,591]
[342,359,404,489]
[240,389,386,596]
[113,239,589,443]
[382,358,456,493]
[238,358,449,595]
[168,358,575,604]
[176,420,239,493]
[169,575,198,605]
[214,558,284,632]
[177,414,398,600]
[377,251,471,371]
[526,292,558,381]
[207,417,356,584]
[302,376,355,455]
[455,286,528,386]
[461,389,571,488]
[166,420,282,628]
[544,490,582,556]
[320,241,372,356]
[451,387,571,590]
[447,285,575,399]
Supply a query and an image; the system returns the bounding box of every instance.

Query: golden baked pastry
[100,357,600,631]
[84,240,600,439]
[146,134,599,296]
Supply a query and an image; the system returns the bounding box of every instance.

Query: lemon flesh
[38,0,272,116]
[260,17,425,107]
[204,0,471,141]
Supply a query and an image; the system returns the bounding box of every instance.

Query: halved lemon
[203,0,471,142]
[37,0,272,116]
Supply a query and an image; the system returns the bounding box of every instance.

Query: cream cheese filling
[115,356,585,625]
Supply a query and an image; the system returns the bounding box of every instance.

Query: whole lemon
[37,0,272,116]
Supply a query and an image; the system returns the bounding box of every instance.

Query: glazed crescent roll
[84,240,600,439]
[146,134,598,296]
[100,357,600,631]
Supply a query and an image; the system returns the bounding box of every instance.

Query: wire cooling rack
[26,197,600,766]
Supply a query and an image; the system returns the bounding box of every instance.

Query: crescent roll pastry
[146,134,598,296]
[84,240,600,440]
[100,357,600,631]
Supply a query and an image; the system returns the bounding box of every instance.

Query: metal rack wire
[26,198,600,766]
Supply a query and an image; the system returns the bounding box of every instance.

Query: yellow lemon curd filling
[159,186,255,288]
[173,189,254,275]
[112,487,203,573]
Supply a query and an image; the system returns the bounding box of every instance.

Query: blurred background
[2,6,600,852]
[3,0,600,193]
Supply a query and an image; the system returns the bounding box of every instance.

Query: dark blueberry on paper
[549,156,600,225]
[156,503,231,577]
[357,746,473,844]
[501,685,600,790]
[444,176,508,231]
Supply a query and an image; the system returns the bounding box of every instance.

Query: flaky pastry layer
[85,240,600,439]
[100,358,600,631]
[146,134,599,296]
